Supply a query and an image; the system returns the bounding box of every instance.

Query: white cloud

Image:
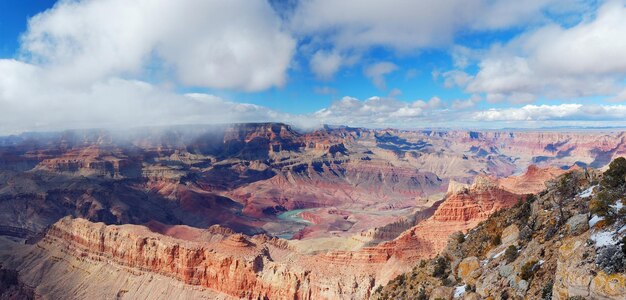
[309,50,343,80]
[364,62,398,89]
[314,96,452,127]
[473,103,626,121]
[289,0,586,81]
[442,70,473,88]
[452,95,481,110]
[290,0,580,51]
[388,88,403,97]
[0,59,317,135]
[313,86,337,95]
[464,0,626,102]
[21,0,295,91]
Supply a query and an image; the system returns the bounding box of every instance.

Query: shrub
[514,198,532,223]
[601,157,626,188]
[519,226,533,242]
[432,256,449,279]
[541,280,553,300]
[504,245,518,264]
[590,190,618,222]
[556,172,580,200]
[490,234,502,246]
[500,290,509,300]
[456,232,466,244]
[520,260,538,280]
[544,225,558,241]
[595,245,626,274]
[419,260,427,268]
[393,274,406,285]
[374,285,383,294]
[417,287,428,300]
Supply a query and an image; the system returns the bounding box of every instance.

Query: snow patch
[610,200,624,211]
[591,231,618,248]
[589,215,604,228]
[453,285,467,298]
[578,185,596,198]
[538,259,545,265]
[492,249,506,259]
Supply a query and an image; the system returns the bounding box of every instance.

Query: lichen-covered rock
[553,233,626,300]
[501,224,519,245]
[457,257,480,285]
[462,292,481,300]
[590,272,626,299]
[429,286,453,300]
[565,214,589,236]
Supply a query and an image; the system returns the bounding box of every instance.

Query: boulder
[590,272,626,299]
[457,257,481,285]
[501,224,519,245]
[498,264,514,278]
[463,292,481,300]
[430,286,453,300]
[566,214,589,236]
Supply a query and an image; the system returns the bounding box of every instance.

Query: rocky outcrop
[36,146,141,178]
[498,164,567,194]
[554,234,626,300]
[14,217,384,300]
[375,167,626,300]
[433,176,519,222]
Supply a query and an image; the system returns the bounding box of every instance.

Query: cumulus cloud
[452,95,481,110]
[21,0,295,91]
[364,62,398,89]
[0,0,306,135]
[0,59,317,135]
[314,96,452,127]
[463,0,626,102]
[473,103,626,121]
[290,0,581,51]
[442,70,473,88]
[309,50,343,80]
[288,0,587,81]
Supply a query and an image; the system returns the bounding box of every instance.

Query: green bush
[491,234,502,246]
[590,157,626,225]
[417,287,428,300]
[541,280,553,300]
[601,157,626,188]
[432,256,449,279]
[504,245,518,264]
[520,260,538,280]
[556,172,580,199]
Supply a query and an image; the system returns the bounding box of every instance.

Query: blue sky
[1,0,626,134]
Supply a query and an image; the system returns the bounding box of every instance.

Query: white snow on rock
[492,249,506,259]
[591,231,618,248]
[610,200,624,211]
[453,285,467,298]
[578,185,597,198]
[589,215,605,228]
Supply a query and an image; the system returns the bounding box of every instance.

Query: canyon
[0,123,625,299]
